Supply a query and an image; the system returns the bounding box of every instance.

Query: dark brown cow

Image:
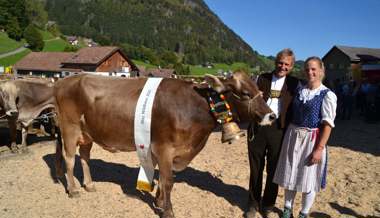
[54,72,275,218]
[0,78,56,152]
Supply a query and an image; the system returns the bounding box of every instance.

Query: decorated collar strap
[207,89,233,124]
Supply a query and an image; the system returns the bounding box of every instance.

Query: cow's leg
[61,125,81,198]
[49,118,56,140]
[79,141,96,192]
[64,139,80,198]
[7,119,18,153]
[156,155,175,218]
[55,127,64,179]
[19,126,29,153]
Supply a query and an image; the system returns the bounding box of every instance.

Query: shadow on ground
[327,116,380,156]
[0,126,54,150]
[42,154,248,214]
[329,202,380,218]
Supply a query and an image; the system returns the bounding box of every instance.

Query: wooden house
[13,46,139,78]
[323,45,380,83]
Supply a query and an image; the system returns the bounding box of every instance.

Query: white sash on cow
[134,78,163,192]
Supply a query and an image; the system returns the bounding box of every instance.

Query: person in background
[358,78,370,115]
[365,81,379,122]
[245,48,299,218]
[341,79,354,120]
[273,56,337,218]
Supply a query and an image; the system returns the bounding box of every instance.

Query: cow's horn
[204,74,225,93]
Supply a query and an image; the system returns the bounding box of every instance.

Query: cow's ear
[204,74,226,93]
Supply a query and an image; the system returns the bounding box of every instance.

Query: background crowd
[329,77,380,122]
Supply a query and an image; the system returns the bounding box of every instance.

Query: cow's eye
[242,91,251,98]
[15,97,19,105]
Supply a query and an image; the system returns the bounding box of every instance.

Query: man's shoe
[298,212,307,218]
[245,205,258,218]
[281,207,294,218]
[262,207,278,218]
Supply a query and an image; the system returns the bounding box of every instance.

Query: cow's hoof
[10,145,18,153]
[19,146,29,154]
[84,183,96,192]
[161,210,175,218]
[68,190,80,198]
[154,198,164,210]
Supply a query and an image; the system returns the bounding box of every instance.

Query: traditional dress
[273,84,337,193]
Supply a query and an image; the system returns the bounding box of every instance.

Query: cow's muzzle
[258,112,276,126]
[6,109,18,118]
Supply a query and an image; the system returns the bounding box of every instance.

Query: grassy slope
[0,49,31,67]
[39,30,55,40]
[0,30,70,66]
[1,30,253,75]
[0,32,24,54]
[132,59,157,69]
[42,38,70,51]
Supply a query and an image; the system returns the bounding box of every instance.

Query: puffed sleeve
[321,91,337,127]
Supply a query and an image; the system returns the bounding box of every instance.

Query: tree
[24,24,44,51]
[0,0,11,28]
[138,46,159,65]
[159,51,178,67]
[6,17,23,41]
[8,0,29,30]
[174,62,190,75]
[94,34,111,46]
[25,0,48,28]
[64,45,79,52]
[46,22,60,36]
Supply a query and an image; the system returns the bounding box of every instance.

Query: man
[246,48,299,218]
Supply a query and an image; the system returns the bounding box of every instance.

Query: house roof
[330,45,380,62]
[13,52,75,72]
[62,46,139,71]
[14,46,139,73]
[62,46,120,65]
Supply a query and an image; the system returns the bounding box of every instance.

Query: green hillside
[0,30,70,66]
[0,29,255,75]
[0,32,24,54]
[43,38,70,52]
[45,0,273,70]
[0,49,30,67]
[1,0,276,72]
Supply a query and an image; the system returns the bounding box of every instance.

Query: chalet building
[13,52,75,78]
[67,36,78,46]
[13,46,139,78]
[322,45,380,83]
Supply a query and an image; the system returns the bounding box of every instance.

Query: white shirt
[266,75,286,118]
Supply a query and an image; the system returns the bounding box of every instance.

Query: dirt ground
[0,117,379,218]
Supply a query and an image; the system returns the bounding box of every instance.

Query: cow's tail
[54,124,65,181]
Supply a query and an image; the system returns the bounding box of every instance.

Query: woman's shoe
[298,212,307,218]
[282,207,293,218]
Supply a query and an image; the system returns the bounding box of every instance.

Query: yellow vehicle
[5,66,12,74]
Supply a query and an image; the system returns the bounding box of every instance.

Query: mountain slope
[45,0,272,70]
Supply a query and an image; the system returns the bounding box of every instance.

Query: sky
[204,0,380,60]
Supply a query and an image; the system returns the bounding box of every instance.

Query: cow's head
[0,81,19,119]
[205,71,275,125]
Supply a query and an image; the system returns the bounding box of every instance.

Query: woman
[273,56,337,218]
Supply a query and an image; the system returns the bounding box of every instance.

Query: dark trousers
[247,120,284,209]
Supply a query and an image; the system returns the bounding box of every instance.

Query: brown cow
[0,78,57,152]
[54,72,275,218]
